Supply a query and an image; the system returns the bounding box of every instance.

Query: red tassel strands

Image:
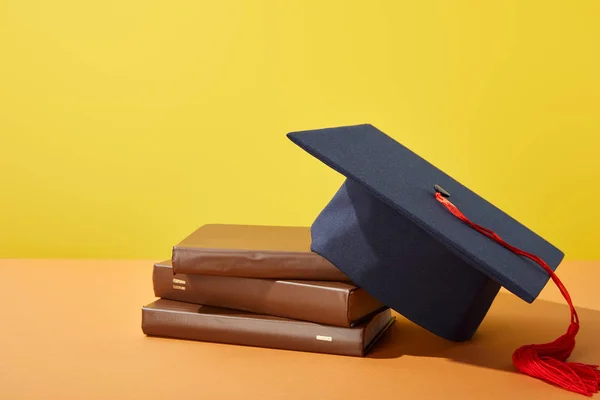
[435,192,600,396]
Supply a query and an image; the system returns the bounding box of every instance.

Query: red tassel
[434,192,600,396]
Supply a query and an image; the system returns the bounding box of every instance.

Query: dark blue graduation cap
[287,124,600,396]
[287,123,564,341]
[288,124,600,395]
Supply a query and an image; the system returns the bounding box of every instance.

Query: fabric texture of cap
[287,123,564,341]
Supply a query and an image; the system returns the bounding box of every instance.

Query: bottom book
[142,299,395,357]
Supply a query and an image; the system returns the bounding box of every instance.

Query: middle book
[153,260,385,327]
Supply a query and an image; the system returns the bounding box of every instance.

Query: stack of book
[141,224,395,356]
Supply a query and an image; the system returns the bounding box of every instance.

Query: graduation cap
[287,123,599,396]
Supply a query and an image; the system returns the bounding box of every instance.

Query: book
[153,260,385,327]
[171,224,350,281]
[141,299,394,357]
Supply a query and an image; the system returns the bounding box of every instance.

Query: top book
[171,224,351,281]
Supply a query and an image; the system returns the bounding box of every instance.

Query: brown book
[153,260,385,327]
[171,224,350,281]
[141,299,394,357]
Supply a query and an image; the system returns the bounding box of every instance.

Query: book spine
[171,247,351,281]
[141,306,365,356]
[153,264,353,327]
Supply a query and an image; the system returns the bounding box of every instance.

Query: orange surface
[0,259,598,400]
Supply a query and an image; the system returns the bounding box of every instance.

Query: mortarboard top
[287,124,600,396]
[287,123,564,342]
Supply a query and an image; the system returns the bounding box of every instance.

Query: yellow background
[1,1,598,260]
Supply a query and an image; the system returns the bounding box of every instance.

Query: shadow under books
[368,292,600,374]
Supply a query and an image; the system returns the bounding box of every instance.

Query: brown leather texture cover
[142,299,394,357]
[153,260,385,327]
[171,224,350,281]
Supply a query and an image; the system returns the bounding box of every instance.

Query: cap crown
[287,124,564,303]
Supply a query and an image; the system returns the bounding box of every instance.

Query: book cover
[171,224,350,281]
[154,260,385,327]
[141,299,394,357]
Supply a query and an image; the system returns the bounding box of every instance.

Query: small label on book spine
[173,278,186,285]
[173,285,186,291]
[316,335,332,342]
